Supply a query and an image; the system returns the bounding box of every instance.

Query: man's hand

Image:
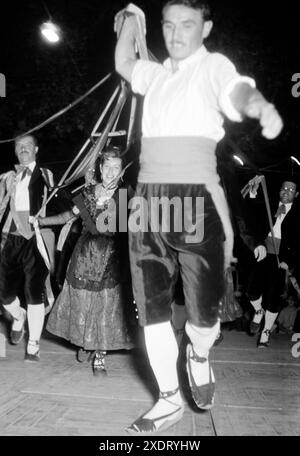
[28,216,38,226]
[246,98,283,139]
[114,4,146,38]
[259,102,283,139]
[29,216,46,227]
[254,245,267,262]
[279,261,289,271]
[114,4,146,82]
[114,9,127,37]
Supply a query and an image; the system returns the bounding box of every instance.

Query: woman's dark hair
[162,0,212,21]
[99,145,123,167]
[93,145,123,183]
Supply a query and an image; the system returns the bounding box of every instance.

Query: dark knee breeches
[129,183,225,327]
[0,234,48,305]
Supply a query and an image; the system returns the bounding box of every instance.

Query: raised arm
[114,12,139,83]
[230,82,283,139]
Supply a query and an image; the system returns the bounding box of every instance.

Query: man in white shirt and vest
[247,179,299,346]
[0,134,54,362]
[114,0,283,434]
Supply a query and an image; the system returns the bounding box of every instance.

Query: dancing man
[115,0,283,434]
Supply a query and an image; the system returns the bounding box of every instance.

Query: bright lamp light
[40,21,61,43]
[291,156,300,167]
[233,155,244,166]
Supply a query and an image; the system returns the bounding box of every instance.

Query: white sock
[250,297,264,323]
[185,320,220,359]
[185,320,220,386]
[263,310,278,332]
[143,321,182,420]
[27,304,45,344]
[144,321,179,392]
[3,297,23,320]
[250,297,262,311]
[3,298,25,331]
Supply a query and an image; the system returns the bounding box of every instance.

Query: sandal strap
[159,387,181,407]
[188,346,207,363]
[28,340,39,347]
[255,308,264,315]
[159,387,179,400]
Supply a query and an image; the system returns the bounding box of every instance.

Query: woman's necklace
[95,183,117,206]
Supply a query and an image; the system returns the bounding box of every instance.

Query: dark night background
[1,0,300,197]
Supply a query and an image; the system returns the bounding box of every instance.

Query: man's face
[15,135,38,166]
[279,181,298,204]
[162,5,212,63]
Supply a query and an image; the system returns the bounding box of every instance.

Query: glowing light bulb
[40,22,61,43]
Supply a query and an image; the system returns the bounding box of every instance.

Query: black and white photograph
[0,0,299,441]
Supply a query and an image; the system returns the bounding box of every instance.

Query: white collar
[163,45,208,72]
[279,202,292,210]
[27,161,36,172]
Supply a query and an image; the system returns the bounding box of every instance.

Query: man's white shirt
[131,45,255,140]
[269,202,292,239]
[15,161,36,211]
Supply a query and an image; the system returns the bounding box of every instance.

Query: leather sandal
[24,340,40,362]
[249,309,265,335]
[186,343,215,410]
[10,308,26,345]
[126,387,184,435]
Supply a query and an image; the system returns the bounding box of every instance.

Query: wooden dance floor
[0,319,299,436]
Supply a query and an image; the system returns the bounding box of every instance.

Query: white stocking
[185,320,220,386]
[144,321,179,392]
[142,321,183,420]
[27,304,45,344]
[185,319,220,359]
[3,297,22,320]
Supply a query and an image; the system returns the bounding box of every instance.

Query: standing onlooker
[247,179,300,346]
[0,134,55,361]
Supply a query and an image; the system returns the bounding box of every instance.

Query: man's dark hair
[162,0,212,21]
[281,176,298,190]
[14,134,38,147]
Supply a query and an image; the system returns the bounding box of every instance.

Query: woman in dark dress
[39,146,136,374]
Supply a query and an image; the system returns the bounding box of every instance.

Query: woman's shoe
[92,350,107,376]
[77,348,94,363]
[126,387,184,435]
[257,329,271,348]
